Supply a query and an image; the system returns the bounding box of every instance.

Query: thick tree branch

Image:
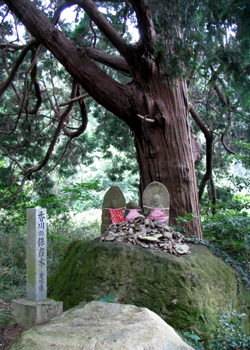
[209,177,217,215]
[210,72,230,109]
[188,102,211,139]
[0,43,25,50]
[188,102,215,205]
[84,47,130,74]
[28,48,43,115]
[129,0,156,53]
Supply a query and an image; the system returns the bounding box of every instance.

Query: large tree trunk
[133,78,202,238]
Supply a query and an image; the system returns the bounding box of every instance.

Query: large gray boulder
[7,301,194,350]
[47,241,250,342]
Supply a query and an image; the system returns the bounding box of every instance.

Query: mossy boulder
[48,240,250,342]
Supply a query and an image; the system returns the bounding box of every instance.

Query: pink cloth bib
[146,208,169,223]
[125,209,143,221]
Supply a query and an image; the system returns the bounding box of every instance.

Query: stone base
[12,298,63,329]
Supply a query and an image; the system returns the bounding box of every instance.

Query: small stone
[163,232,172,239]
[159,243,166,248]
[107,231,116,236]
[105,236,115,241]
[134,217,142,223]
[144,219,150,225]
[154,233,163,239]
[94,236,101,241]
[140,242,149,248]
[172,232,182,238]
[139,228,147,237]
[174,244,190,255]
[117,237,124,243]
[139,236,158,242]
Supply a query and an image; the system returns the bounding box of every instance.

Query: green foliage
[0,311,16,328]
[174,213,196,234]
[0,215,26,299]
[202,198,250,260]
[181,331,205,350]
[31,181,101,215]
[184,331,202,342]
[181,307,250,349]
[209,307,250,349]
[233,140,250,168]
[200,192,250,291]
[175,213,196,225]
[99,293,116,303]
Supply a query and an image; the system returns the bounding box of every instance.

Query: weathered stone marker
[26,208,47,301]
[12,208,63,329]
[101,185,126,234]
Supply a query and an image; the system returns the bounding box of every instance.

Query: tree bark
[133,78,202,237]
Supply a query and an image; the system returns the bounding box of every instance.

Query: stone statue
[101,185,126,234]
[142,182,170,223]
[125,200,144,221]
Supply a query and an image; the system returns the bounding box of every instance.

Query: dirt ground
[0,299,25,350]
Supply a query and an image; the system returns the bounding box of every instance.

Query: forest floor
[0,299,25,350]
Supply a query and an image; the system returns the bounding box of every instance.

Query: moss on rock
[48,240,250,342]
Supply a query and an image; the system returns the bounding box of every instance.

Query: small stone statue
[144,194,169,223]
[125,200,144,221]
[101,186,126,234]
[142,182,170,224]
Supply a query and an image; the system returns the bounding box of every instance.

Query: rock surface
[7,301,194,350]
[48,241,250,342]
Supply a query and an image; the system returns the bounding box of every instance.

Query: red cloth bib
[109,209,125,224]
